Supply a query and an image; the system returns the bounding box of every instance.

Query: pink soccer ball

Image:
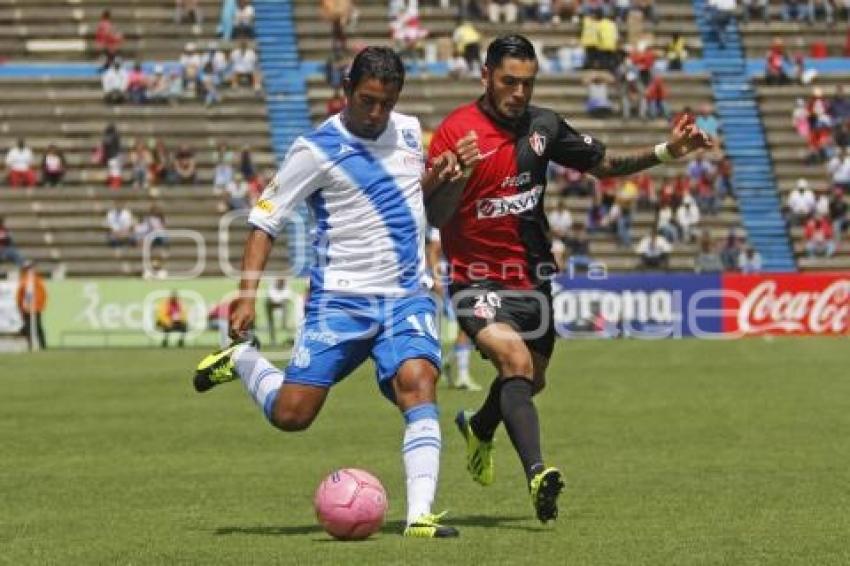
[314,468,388,540]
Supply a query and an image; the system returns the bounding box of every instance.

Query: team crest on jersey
[529,131,547,156]
[292,345,311,368]
[402,129,419,150]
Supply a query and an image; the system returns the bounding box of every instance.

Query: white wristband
[654,142,675,163]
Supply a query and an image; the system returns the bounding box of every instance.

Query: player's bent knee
[393,359,439,409]
[272,407,317,432]
[269,383,327,432]
[531,352,549,395]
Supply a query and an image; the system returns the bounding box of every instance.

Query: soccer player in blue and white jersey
[192,47,463,538]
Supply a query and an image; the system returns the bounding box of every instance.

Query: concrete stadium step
[716,99,757,107]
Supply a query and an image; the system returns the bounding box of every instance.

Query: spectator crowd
[14,0,849,274]
[780,74,850,262]
[96,0,260,108]
[4,139,66,188]
[546,102,744,272]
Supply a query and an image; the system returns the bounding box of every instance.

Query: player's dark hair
[485,35,537,69]
[347,46,405,91]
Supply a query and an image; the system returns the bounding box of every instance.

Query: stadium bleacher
[306,72,743,272]
[0,76,275,186]
[298,0,743,273]
[0,0,281,278]
[1,187,255,277]
[0,0,225,61]
[740,20,849,59]
[3,0,849,278]
[0,0,752,277]
[293,0,703,62]
[757,75,850,271]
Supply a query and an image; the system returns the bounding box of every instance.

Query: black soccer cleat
[529,467,565,523]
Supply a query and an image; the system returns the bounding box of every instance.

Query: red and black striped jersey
[428,100,606,289]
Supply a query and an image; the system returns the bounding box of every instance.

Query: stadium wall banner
[721,273,850,336]
[553,273,724,338]
[553,272,850,338]
[29,273,850,346]
[44,278,306,348]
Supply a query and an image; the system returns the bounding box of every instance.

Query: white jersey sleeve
[248,139,323,237]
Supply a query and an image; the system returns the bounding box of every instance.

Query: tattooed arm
[588,149,661,179]
[588,115,713,179]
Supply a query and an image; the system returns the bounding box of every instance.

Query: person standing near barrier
[16,261,47,351]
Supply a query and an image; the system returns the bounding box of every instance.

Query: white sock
[233,344,284,423]
[402,403,441,525]
[455,344,471,382]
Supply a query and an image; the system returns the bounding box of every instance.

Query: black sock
[500,377,544,483]
[469,377,503,442]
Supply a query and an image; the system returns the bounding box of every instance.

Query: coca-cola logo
[737,279,850,334]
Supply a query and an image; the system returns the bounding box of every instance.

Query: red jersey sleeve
[548,117,606,173]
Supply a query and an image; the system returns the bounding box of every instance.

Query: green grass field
[3,338,850,565]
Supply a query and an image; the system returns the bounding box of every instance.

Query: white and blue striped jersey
[249,112,429,296]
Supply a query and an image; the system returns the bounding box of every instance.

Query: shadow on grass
[215,525,325,536]
[215,513,543,538]
[443,514,546,533]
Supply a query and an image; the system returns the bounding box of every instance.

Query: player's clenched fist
[430,150,464,183]
[455,131,482,170]
[668,114,713,158]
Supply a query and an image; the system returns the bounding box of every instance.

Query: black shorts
[450,280,555,359]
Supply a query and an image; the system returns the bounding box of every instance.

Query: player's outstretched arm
[424,132,481,228]
[588,114,712,179]
[422,150,463,200]
[424,171,469,228]
[230,228,274,339]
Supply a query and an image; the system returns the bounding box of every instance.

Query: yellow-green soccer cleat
[454,409,494,486]
[529,467,565,523]
[193,338,256,393]
[403,512,459,538]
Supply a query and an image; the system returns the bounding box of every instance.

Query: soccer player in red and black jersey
[424,35,712,523]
